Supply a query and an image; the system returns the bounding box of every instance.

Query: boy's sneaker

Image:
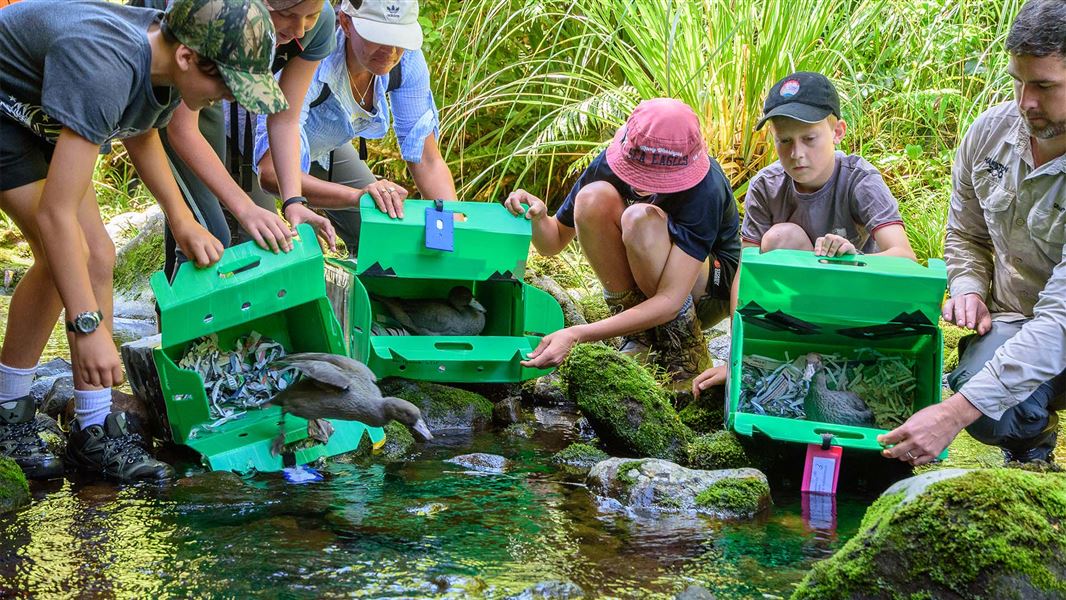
[605,288,653,361]
[0,396,65,480]
[66,412,174,482]
[651,297,711,387]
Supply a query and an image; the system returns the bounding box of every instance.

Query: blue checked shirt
[253,28,440,173]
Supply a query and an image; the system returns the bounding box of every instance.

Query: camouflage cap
[163,0,288,114]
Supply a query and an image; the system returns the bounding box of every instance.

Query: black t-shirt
[555,150,742,264]
[0,0,180,146]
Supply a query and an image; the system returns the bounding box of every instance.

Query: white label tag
[809,456,837,494]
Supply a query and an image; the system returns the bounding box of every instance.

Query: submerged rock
[560,344,692,461]
[0,456,30,515]
[379,379,492,432]
[676,585,716,600]
[792,468,1066,600]
[493,396,524,425]
[552,442,609,471]
[509,580,585,599]
[445,453,510,473]
[685,430,756,471]
[587,457,770,518]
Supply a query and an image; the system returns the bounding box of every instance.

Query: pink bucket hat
[605,98,710,194]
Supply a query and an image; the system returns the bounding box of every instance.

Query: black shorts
[0,116,54,191]
[696,251,738,326]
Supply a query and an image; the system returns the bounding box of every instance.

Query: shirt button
[1016,218,1025,227]
[1013,257,1023,265]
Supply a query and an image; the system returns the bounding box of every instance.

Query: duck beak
[469,299,487,314]
[411,418,433,441]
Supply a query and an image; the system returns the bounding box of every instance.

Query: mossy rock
[685,430,756,471]
[792,468,1066,600]
[676,386,725,434]
[379,378,493,432]
[113,214,164,297]
[940,319,971,374]
[560,343,693,461]
[576,293,610,323]
[337,421,417,464]
[552,442,609,470]
[694,476,770,517]
[0,457,30,515]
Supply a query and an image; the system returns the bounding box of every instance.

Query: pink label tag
[801,443,842,495]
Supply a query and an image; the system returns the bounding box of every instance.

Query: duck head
[447,286,486,314]
[384,396,434,441]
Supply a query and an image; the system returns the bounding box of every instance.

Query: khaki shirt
[945,101,1066,420]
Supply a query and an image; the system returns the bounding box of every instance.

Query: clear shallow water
[0,428,869,599]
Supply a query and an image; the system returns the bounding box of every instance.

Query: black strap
[308,62,404,165]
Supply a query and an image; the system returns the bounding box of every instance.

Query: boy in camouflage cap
[0,0,285,482]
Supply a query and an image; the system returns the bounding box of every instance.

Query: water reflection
[0,432,869,598]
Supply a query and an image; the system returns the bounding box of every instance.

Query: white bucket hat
[339,0,423,50]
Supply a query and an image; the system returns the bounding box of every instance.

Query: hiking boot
[605,288,653,361]
[1003,432,1057,465]
[0,396,65,480]
[66,412,174,482]
[651,296,711,387]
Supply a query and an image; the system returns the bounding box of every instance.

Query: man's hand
[364,179,408,219]
[942,292,992,335]
[232,202,295,253]
[692,364,728,397]
[504,189,548,221]
[171,219,224,267]
[877,393,983,465]
[520,327,582,369]
[73,329,124,388]
[814,233,857,257]
[284,203,337,253]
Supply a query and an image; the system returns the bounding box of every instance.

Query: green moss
[577,293,610,323]
[685,431,755,471]
[940,319,971,373]
[381,379,493,425]
[552,443,608,468]
[677,389,725,434]
[113,229,164,295]
[792,469,1066,600]
[0,456,30,514]
[616,460,646,486]
[560,343,693,461]
[694,477,768,515]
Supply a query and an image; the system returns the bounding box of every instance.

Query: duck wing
[285,352,379,383]
[272,355,350,391]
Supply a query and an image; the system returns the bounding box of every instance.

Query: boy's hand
[504,189,547,221]
[692,364,727,397]
[233,203,295,253]
[364,179,408,219]
[172,220,224,267]
[942,293,992,335]
[284,203,337,253]
[74,330,124,388]
[814,233,856,257]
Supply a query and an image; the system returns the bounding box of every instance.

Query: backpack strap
[357,62,403,161]
[309,83,332,109]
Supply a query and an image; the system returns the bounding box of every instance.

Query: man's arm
[123,130,223,267]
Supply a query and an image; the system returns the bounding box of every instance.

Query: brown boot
[651,296,711,387]
[604,287,653,361]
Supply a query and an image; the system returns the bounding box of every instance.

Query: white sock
[0,362,37,402]
[74,388,112,428]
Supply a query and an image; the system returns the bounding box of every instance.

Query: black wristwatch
[282,196,309,212]
[66,310,103,335]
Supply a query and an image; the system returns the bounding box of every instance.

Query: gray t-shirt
[741,152,904,254]
[0,0,179,146]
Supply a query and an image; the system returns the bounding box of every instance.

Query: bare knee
[573,181,624,229]
[87,237,116,281]
[620,203,667,249]
[257,155,279,195]
[761,222,812,251]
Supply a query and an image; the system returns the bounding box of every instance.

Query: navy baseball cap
[755,71,841,130]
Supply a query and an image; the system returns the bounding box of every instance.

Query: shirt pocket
[1029,204,1066,264]
[973,173,1015,244]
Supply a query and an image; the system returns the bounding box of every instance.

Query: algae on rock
[0,456,30,515]
[379,378,493,432]
[685,430,756,471]
[560,343,693,461]
[792,468,1066,600]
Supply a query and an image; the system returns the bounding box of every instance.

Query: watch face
[75,312,100,333]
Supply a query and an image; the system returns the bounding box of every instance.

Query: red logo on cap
[781,79,800,98]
